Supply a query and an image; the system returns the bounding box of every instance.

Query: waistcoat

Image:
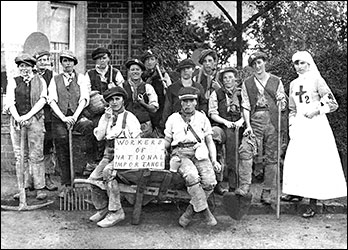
[54,74,80,116]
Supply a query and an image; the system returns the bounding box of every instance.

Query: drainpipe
[128,1,132,59]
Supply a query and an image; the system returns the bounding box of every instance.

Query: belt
[172,142,197,149]
[255,106,269,112]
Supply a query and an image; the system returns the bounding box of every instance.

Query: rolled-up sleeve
[3,77,16,112]
[208,91,218,117]
[241,82,251,111]
[78,73,90,107]
[145,84,159,108]
[47,77,58,105]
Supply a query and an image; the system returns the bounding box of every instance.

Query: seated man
[88,86,142,228]
[164,86,221,227]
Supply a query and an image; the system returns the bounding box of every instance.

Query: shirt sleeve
[38,76,48,101]
[78,73,90,107]
[316,77,338,114]
[127,112,142,138]
[85,71,92,93]
[241,82,251,111]
[115,70,125,88]
[47,77,58,105]
[3,77,16,112]
[145,84,159,108]
[208,91,219,117]
[203,114,213,137]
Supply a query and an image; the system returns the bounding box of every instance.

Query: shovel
[1,126,53,211]
[222,126,252,220]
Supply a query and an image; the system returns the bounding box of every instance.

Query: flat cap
[140,49,161,63]
[176,59,196,72]
[178,86,200,100]
[103,86,128,102]
[198,49,217,64]
[15,54,36,67]
[92,47,111,60]
[248,51,267,66]
[218,67,238,83]
[34,50,50,60]
[125,58,146,71]
[59,50,78,65]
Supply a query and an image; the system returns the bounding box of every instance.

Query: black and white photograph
[1,1,347,249]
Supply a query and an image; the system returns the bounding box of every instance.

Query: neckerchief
[95,65,109,82]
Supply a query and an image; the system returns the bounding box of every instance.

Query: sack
[194,143,209,160]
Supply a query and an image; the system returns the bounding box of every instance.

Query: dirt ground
[1,171,347,249]
[1,200,347,249]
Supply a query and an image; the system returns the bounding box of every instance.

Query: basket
[83,91,107,119]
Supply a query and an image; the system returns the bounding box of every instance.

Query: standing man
[164,86,221,227]
[4,54,48,200]
[141,49,172,137]
[33,50,58,191]
[194,49,221,112]
[48,50,94,196]
[161,59,207,127]
[84,47,125,174]
[234,51,286,204]
[208,67,244,195]
[123,59,159,138]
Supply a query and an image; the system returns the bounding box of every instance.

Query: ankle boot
[179,204,195,227]
[45,174,58,191]
[202,207,217,226]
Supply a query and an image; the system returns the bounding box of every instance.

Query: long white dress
[282,72,347,200]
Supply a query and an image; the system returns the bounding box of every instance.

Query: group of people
[4,46,346,228]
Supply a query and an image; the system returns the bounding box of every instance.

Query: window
[50,2,75,73]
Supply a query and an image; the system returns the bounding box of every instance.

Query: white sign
[113,138,166,169]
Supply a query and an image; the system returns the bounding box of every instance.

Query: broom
[59,128,91,210]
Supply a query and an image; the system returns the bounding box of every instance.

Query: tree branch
[213,1,237,29]
[242,1,279,29]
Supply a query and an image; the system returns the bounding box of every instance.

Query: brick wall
[86,1,144,76]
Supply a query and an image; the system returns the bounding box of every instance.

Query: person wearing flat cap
[194,49,221,104]
[140,49,172,137]
[4,53,48,200]
[161,58,207,129]
[87,86,141,228]
[164,86,221,228]
[48,50,96,197]
[83,47,125,174]
[33,50,59,191]
[234,51,287,205]
[208,67,244,195]
[122,58,159,138]
[86,47,125,94]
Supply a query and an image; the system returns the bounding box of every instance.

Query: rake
[59,128,92,210]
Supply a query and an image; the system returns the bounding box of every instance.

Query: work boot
[97,209,125,228]
[214,182,228,195]
[178,204,195,228]
[201,207,217,226]
[45,174,58,191]
[36,189,48,200]
[234,184,250,197]
[89,207,108,222]
[261,189,272,205]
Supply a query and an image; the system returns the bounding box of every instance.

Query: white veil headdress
[292,50,321,78]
